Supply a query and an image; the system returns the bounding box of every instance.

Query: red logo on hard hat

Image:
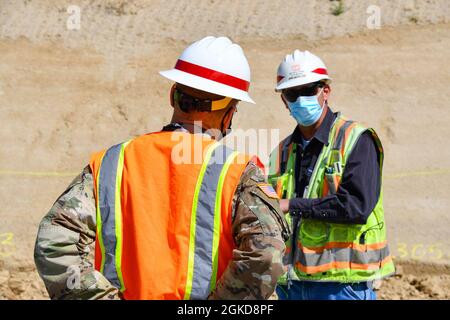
[291,64,301,72]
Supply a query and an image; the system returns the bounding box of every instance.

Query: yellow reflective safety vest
[268,113,395,282]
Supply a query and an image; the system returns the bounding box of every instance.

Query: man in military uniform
[34,36,289,300]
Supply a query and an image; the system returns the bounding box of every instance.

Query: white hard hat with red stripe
[275,50,331,92]
[160,36,254,104]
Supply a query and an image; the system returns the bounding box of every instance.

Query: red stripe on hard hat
[174,59,250,92]
[277,75,284,83]
[312,68,328,75]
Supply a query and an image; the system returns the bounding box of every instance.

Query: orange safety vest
[90,131,260,300]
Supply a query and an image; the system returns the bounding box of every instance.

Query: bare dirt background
[0,0,449,299]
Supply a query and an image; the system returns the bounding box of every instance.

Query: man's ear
[224,104,236,121]
[280,94,289,110]
[323,84,331,102]
[169,84,176,108]
[221,104,236,130]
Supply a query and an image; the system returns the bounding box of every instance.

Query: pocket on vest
[299,220,329,247]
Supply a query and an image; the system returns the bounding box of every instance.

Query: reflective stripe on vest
[96,141,130,291]
[95,141,239,299]
[295,242,391,272]
[184,143,238,300]
[295,256,394,274]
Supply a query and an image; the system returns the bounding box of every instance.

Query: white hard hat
[160,36,255,104]
[275,50,331,92]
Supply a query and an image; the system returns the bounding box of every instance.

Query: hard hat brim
[275,75,331,92]
[160,69,255,104]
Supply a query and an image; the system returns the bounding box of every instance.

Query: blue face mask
[287,89,324,127]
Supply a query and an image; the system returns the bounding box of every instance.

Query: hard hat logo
[160,36,255,104]
[291,64,301,72]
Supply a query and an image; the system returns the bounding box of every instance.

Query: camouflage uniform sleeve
[209,162,290,300]
[34,165,119,300]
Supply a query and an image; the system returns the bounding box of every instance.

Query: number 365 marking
[395,243,444,260]
[0,233,16,257]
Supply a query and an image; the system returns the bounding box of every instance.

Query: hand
[279,199,290,214]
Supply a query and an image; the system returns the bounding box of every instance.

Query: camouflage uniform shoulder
[209,161,290,299]
[233,161,290,242]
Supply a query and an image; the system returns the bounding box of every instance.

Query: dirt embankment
[1,0,449,299]
[1,259,449,300]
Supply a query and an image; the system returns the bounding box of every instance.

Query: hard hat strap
[173,88,232,112]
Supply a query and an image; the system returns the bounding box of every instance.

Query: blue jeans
[276,280,376,300]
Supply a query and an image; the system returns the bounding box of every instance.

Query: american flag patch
[257,183,279,199]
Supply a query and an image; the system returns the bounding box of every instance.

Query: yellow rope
[0,170,78,177]
[385,168,450,179]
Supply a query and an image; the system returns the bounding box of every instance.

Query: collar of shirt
[162,122,214,139]
[290,106,337,148]
[300,136,311,150]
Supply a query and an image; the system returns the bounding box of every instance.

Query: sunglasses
[282,83,324,102]
[173,89,232,112]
